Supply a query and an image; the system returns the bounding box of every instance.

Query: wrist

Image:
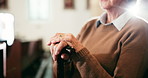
[71,48,89,61]
[71,41,84,52]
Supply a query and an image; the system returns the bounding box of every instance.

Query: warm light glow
[128,5,138,15]
[127,1,139,16]
[127,0,148,22]
[0,13,14,46]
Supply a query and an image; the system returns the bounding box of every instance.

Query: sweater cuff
[71,48,89,61]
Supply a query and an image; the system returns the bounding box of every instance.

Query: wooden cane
[57,46,71,78]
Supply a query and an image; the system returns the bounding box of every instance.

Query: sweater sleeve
[71,22,148,78]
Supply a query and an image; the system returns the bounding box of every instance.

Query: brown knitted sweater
[53,16,148,78]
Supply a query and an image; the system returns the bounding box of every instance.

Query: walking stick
[57,57,64,78]
[57,46,72,78]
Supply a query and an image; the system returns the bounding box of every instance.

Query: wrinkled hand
[48,33,84,61]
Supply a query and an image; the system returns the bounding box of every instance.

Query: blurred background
[0,0,147,78]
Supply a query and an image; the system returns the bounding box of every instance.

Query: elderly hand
[48,33,84,61]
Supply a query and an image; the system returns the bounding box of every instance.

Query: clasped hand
[48,33,84,61]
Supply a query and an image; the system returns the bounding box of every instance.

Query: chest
[79,25,123,70]
[81,25,121,54]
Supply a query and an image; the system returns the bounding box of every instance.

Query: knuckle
[61,41,67,45]
[55,33,59,35]
[65,33,73,41]
[67,33,72,36]
[56,33,62,36]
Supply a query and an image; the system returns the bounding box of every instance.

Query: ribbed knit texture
[71,48,89,61]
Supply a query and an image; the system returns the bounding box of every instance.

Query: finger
[50,44,55,55]
[54,44,58,55]
[63,33,74,48]
[53,44,59,61]
[48,33,62,45]
[55,41,67,55]
[51,39,61,44]
[52,54,58,61]
[48,35,56,45]
[50,44,58,61]
[48,33,65,45]
[51,44,59,61]
[48,37,60,45]
[63,33,84,52]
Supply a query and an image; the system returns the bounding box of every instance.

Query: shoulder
[130,16,148,27]
[121,17,148,47]
[121,16,148,44]
[82,16,100,30]
[77,16,99,38]
[85,16,100,23]
[125,16,148,33]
